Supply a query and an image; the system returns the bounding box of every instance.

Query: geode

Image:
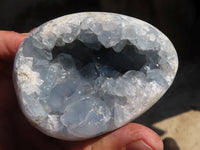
[13,12,178,140]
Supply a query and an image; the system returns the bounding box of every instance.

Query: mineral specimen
[13,12,178,140]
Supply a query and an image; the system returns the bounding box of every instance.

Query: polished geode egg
[13,12,178,140]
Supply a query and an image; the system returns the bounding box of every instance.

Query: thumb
[67,123,163,150]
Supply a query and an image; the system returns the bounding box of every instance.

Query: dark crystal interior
[52,40,147,75]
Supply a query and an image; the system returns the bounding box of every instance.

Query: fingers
[0,31,27,61]
[68,123,163,150]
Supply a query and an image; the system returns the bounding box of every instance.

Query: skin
[0,30,163,150]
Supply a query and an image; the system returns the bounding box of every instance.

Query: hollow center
[52,40,146,79]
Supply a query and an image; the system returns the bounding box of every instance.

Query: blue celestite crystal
[13,12,178,140]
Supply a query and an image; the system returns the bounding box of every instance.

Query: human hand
[0,30,163,150]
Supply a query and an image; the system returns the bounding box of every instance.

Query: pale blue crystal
[60,96,111,137]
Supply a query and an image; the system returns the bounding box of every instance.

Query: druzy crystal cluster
[13,12,178,140]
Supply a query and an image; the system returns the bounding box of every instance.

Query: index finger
[0,31,27,61]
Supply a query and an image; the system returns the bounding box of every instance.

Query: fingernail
[126,140,153,150]
[21,33,29,36]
